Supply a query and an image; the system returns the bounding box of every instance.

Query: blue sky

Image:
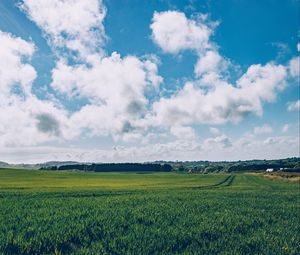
[0,0,299,163]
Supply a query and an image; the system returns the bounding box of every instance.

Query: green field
[0,168,299,255]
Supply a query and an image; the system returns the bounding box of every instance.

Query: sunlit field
[0,168,299,254]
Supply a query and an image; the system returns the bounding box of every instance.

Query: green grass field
[0,168,299,255]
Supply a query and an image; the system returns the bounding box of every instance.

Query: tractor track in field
[190,175,235,190]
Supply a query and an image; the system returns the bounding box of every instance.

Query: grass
[261,172,300,182]
[0,168,299,254]
[0,168,226,190]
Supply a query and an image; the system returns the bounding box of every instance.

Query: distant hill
[37,161,80,169]
[0,161,80,170]
[0,161,9,168]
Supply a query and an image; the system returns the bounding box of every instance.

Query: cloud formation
[0,3,298,162]
[0,32,73,147]
[288,56,299,78]
[287,100,300,112]
[3,133,298,164]
[253,124,273,135]
[20,0,106,58]
[0,31,36,99]
[151,11,213,54]
[282,124,290,133]
[20,0,163,141]
[149,11,288,129]
[150,63,287,126]
[170,125,197,140]
[204,135,232,149]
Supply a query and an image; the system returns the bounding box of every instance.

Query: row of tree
[39,158,299,173]
[41,163,172,172]
[168,157,300,173]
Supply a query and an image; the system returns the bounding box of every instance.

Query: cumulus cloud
[287,100,300,112]
[263,136,295,146]
[150,63,287,126]
[20,0,106,59]
[0,32,73,147]
[209,127,221,136]
[170,125,197,140]
[194,50,223,77]
[253,124,273,135]
[148,11,288,129]
[51,52,162,103]
[19,0,163,142]
[150,10,233,94]
[51,52,162,139]
[204,135,232,149]
[0,31,36,99]
[0,98,70,147]
[282,124,290,133]
[16,6,291,138]
[0,4,298,162]
[150,11,212,54]
[288,56,299,78]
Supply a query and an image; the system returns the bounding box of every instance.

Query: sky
[0,0,299,163]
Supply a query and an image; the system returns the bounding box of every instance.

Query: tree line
[41,163,172,172]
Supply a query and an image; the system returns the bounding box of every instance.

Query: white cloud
[236,63,286,102]
[15,7,290,143]
[288,56,299,78]
[0,97,75,147]
[170,125,197,140]
[193,50,231,89]
[263,136,295,146]
[282,124,290,133]
[203,135,232,149]
[69,104,147,142]
[0,32,74,147]
[150,11,212,54]
[236,135,299,159]
[253,124,273,135]
[1,5,298,163]
[20,0,106,59]
[149,11,288,129]
[51,52,162,139]
[297,43,300,52]
[151,63,287,126]
[20,1,164,142]
[0,31,36,99]
[150,10,231,94]
[209,127,221,136]
[2,133,299,163]
[287,100,300,111]
[194,50,223,77]
[51,52,162,102]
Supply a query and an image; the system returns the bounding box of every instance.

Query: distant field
[0,168,299,254]
[0,168,226,190]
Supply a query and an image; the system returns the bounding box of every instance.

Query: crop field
[0,168,299,255]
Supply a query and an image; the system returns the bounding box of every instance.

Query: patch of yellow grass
[262,173,300,182]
